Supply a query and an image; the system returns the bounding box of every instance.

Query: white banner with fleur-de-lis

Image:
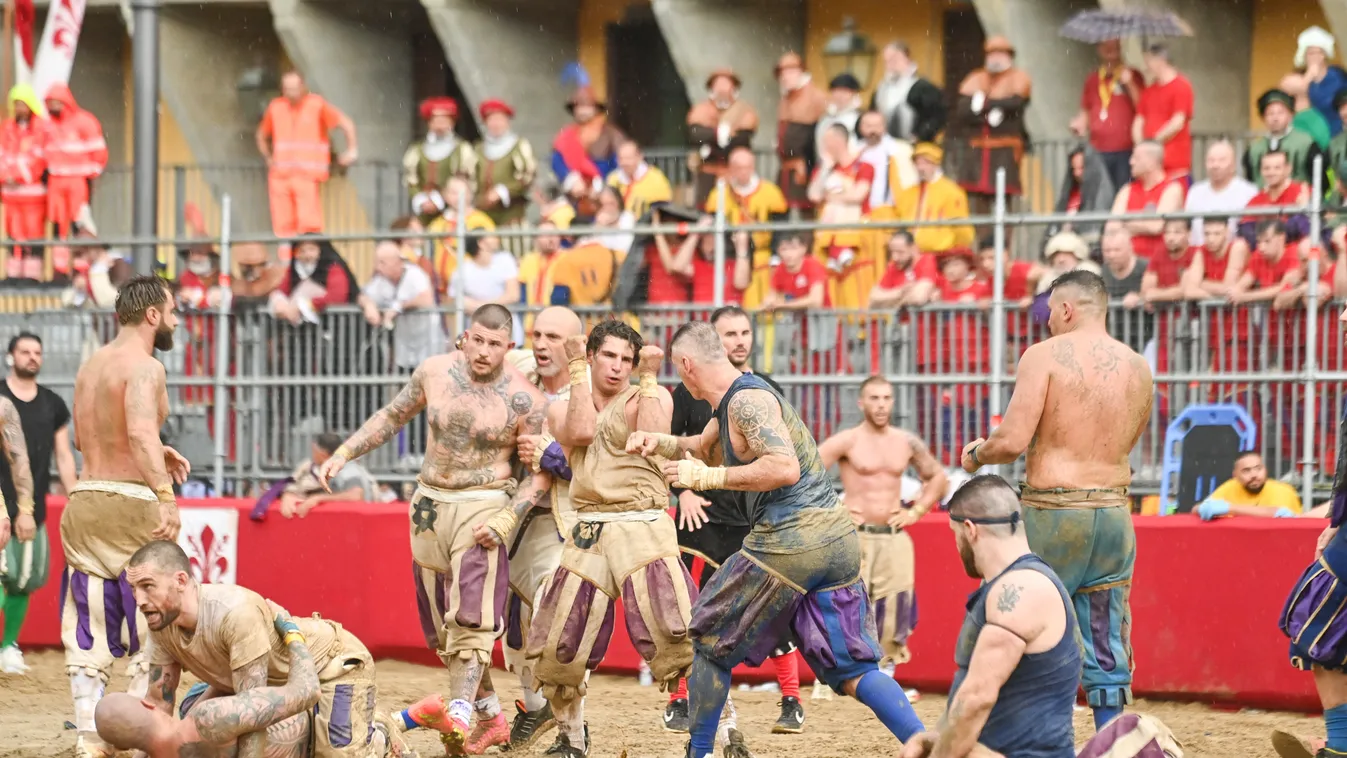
[177,508,239,585]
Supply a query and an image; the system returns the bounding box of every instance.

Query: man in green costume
[1244,88,1326,190]
[404,96,479,225]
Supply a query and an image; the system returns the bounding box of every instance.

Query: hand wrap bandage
[15,496,33,515]
[276,616,302,637]
[568,357,588,386]
[283,632,306,647]
[529,433,556,473]
[540,441,572,481]
[153,485,176,504]
[483,509,520,542]
[673,457,727,491]
[334,444,354,461]
[638,372,659,398]
[642,433,681,459]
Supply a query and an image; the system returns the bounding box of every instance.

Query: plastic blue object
[1158,404,1257,516]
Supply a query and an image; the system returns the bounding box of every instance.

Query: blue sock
[854,669,925,742]
[687,655,732,757]
[1092,704,1123,732]
[1326,702,1347,751]
[398,709,419,731]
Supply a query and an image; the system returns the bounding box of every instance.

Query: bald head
[947,475,1023,538]
[96,693,162,750]
[374,240,404,281]
[531,306,583,379]
[1205,139,1237,184]
[536,306,582,337]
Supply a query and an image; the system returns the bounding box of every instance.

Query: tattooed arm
[723,389,800,492]
[905,432,948,517]
[123,361,173,495]
[230,655,272,758]
[191,636,320,749]
[930,571,1054,758]
[143,661,182,715]
[0,397,33,521]
[340,364,429,460]
[966,342,1049,468]
[503,391,553,522]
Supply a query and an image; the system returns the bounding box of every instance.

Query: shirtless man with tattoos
[99,540,447,758]
[0,391,34,556]
[819,376,947,668]
[961,270,1153,734]
[318,303,550,753]
[64,275,192,758]
[481,319,684,758]
[627,322,923,758]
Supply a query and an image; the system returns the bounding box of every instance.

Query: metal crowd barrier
[8,297,1342,501]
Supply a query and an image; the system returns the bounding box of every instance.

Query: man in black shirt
[662,306,806,738]
[0,332,76,675]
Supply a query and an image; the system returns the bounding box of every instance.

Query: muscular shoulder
[984,568,1061,638]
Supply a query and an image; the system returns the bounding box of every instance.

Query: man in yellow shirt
[427,176,496,293]
[1195,451,1303,520]
[704,147,788,309]
[894,142,975,254]
[606,140,672,219]
[517,220,565,307]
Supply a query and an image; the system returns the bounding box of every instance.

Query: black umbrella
[1059,9,1193,44]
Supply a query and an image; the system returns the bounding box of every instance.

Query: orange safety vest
[264,94,333,181]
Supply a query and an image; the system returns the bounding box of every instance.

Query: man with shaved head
[102,540,448,757]
[1183,139,1257,246]
[1110,140,1185,263]
[961,270,1154,733]
[899,476,1181,758]
[629,321,923,758]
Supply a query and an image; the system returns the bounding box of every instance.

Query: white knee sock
[552,695,585,746]
[70,670,105,733]
[475,693,502,719]
[716,694,738,747]
[522,685,547,712]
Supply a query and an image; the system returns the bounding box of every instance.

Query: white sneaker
[0,645,28,674]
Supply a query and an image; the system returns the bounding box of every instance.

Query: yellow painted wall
[578,0,650,100]
[804,0,953,100]
[1249,0,1339,129]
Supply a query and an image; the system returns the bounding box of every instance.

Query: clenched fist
[563,334,588,362]
[637,345,665,375]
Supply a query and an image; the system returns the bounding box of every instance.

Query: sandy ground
[0,650,1324,757]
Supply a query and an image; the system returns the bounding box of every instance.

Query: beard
[535,360,563,379]
[153,324,175,352]
[728,352,749,370]
[12,363,37,379]
[144,607,180,632]
[957,536,980,578]
[469,360,503,383]
[1245,481,1265,494]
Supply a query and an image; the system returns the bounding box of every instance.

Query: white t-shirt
[451,252,524,343]
[1185,177,1259,245]
[363,263,444,369]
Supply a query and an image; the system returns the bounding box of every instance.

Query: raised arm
[0,397,34,530]
[633,346,673,434]
[555,335,596,447]
[963,342,1050,470]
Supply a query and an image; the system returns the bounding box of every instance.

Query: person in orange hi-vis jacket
[0,84,49,277]
[255,71,358,254]
[43,83,107,241]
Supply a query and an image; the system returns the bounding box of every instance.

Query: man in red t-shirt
[868,230,937,308]
[1111,141,1185,263]
[918,247,992,465]
[1072,39,1145,192]
[1132,44,1194,181]
[1140,219,1196,376]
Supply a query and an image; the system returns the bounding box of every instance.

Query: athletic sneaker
[771,696,805,734]
[438,716,472,756]
[543,724,589,757]
[0,645,29,675]
[663,697,691,733]
[722,728,753,758]
[465,711,509,754]
[509,699,556,749]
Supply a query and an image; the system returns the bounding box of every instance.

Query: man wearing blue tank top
[627,321,923,758]
[900,475,1180,758]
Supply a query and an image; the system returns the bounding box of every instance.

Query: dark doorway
[411,29,480,143]
[607,6,689,148]
[941,6,986,110]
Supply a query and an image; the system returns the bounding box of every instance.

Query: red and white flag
[31,0,86,103]
[13,0,35,87]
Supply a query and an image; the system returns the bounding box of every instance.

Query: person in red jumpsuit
[43,84,107,242]
[0,84,48,278]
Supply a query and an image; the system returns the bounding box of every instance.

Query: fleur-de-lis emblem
[187,525,230,584]
[572,521,602,549]
[411,497,438,535]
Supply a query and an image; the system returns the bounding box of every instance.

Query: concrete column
[420,0,579,158]
[159,5,280,232]
[970,0,1098,140]
[68,10,131,237]
[269,0,415,227]
[650,0,805,150]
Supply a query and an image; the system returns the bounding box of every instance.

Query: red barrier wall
[18,499,1323,711]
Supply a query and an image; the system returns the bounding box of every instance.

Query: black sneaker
[771,696,805,734]
[508,699,555,750]
[663,697,690,733]
[544,724,589,757]
[723,728,753,758]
